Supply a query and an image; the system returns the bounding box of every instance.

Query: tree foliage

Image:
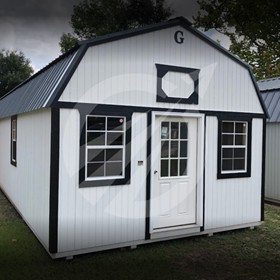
[0,49,34,98]
[59,33,79,54]
[60,0,173,53]
[194,0,280,80]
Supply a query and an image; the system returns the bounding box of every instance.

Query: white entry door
[151,116,197,230]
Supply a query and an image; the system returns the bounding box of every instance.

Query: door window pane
[161,141,169,158]
[180,159,187,176]
[170,141,178,158]
[180,123,188,139]
[180,141,188,157]
[170,160,178,176]
[171,122,179,139]
[161,160,169,177]
[161,122,169,139]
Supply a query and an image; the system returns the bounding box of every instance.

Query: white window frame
[85,115,126,181]
[221,121,248,174]
[159,120,189,178]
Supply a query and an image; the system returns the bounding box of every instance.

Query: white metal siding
[265,123,280,202]
[60,26,263,114]
[204,117,263,229]
[0,109,51,247]
[58,109,147,253]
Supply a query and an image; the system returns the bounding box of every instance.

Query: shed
[259,77,280,203]
[0,17,267,258]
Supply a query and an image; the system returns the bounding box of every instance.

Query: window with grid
[11,116,17,166]
[221,121,248,173]
[160,121,188,177]
[86,116,125,180]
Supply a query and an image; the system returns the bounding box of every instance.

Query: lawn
[0,189,279,280]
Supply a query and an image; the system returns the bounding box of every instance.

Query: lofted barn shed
[259,77,280,204]
[0,17,267,258]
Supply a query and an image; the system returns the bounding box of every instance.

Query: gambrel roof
[259,77,280,122]
[0,17,268,119]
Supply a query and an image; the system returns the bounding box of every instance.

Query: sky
[0,0,229,72]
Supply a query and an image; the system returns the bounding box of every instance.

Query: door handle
[154,170,158,175]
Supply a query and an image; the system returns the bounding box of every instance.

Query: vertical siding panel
[205,117,262,230]
[58,112,147,252]
[265,124,280,202]
[58,108,79,252]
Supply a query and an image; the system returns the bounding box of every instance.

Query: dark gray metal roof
[0,49,79,119]
[0,17,268,119]
[259,77,280,122]
[258,77,280,91]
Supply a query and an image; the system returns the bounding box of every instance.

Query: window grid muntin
[160,121,188,178]
[86,115,126,180]
[221,121,248,173]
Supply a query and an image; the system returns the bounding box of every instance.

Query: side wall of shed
[204,116,263,229]
[265,123,280,202]
[0,109,51,248]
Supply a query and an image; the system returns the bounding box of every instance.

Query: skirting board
[51,221,262,259]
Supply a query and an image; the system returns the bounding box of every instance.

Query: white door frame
[150,111,205,234]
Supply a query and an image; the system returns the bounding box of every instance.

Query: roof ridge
[258,77,280,83]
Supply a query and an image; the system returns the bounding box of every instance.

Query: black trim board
[200,116,207,232]
[145,111,152,240]
[261,117,266,221]
[217,116,252,179]
[49,108,60,254]
[47,44,88,107]
[56,101,266,119]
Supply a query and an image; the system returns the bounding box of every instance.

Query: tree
[60,0,173,53]
[194,0,280,80]
[0,49,34,98]
[59,33,79,54]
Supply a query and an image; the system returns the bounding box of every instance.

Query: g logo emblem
[174,31,184,44]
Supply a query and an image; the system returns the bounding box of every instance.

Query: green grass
[0,189,280,280]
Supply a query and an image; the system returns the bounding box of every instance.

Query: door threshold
[153,223,197,232]
[151,224,201,239]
